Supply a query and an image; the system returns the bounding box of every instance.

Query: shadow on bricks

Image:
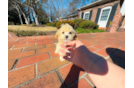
[60,64,85,88]
[106,48,125,69]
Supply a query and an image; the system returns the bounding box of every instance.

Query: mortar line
[84,76,94,87]
[35,63,38,78]
[14,71,54,88]
[8,57,60,72]
[55,69,67,88]
[11,59,18,70]
[9,45,14,50]
[48,52,52,59]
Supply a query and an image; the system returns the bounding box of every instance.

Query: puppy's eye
[69,32,72,34]
[62,32,64,34]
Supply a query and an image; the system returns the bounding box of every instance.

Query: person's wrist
[81,52,102,73]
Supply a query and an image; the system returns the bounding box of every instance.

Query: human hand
[59,40,94,70]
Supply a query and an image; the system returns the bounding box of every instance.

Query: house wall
[78,0,121,29]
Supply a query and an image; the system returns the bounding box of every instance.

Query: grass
[75,28,105,33]
[8,25,57,32]
[8,30,46,37]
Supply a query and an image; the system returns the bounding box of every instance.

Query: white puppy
[55,23,78,61]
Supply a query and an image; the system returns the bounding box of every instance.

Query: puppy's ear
[74,33,78,40]
[55,30,60,39]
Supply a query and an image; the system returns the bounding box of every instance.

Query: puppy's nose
[66,36,68,38]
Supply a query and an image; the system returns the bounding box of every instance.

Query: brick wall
[120,17,125,28]
[79,0,120,22]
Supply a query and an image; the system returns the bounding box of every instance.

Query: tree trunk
[33,11,39,25]
[17,4,29,25]
[15,5,23,25]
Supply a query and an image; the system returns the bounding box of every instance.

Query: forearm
[86,57,125,88]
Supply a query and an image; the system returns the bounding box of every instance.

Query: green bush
[75,28,105,33]
[56,20,75,29]
[8,30,46,37]
[46,23,51,26]
[73,18,85,29]
[50,22,56,27]
[79,20,99,29]
[30,23,36,27]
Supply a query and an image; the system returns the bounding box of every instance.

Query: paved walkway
[8,32,125,88]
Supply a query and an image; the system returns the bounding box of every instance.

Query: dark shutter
[89,10,92,20]
[106,3,119,27]
[81,12,84,19]
[95,8,101,23]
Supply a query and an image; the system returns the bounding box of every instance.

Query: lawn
[75,28,105,33]
[8,25,57,32]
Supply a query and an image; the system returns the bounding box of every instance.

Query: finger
[63,56,71,61]
[59,49,66,54]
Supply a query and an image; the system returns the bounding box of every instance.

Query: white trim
[120,0,125,16]
[98,6,112,27]
[83,11,90,20]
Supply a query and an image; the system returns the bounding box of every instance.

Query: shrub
[79,20,99,29]
[75,28,105,33]
[56,20,75,29]
[73,18,85,29]
[30,23,36,27]
[50,22,56,27]
[46,23,51,26]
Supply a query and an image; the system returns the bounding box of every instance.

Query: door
[98,6,112,27]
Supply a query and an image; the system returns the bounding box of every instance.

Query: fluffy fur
[55,23,78,61]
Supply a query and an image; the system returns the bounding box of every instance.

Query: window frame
[83,11,90,20]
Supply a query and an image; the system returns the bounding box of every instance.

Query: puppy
[55,23,78,61]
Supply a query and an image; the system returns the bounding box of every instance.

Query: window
[83,11,90,20]
[72,17,75,20]
[100,9,110,21]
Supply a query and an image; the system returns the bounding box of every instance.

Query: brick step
[117,28,125,32]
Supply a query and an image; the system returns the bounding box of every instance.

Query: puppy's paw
[59,56,65,61]
[55,50,58,54]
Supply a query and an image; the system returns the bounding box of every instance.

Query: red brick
[8,42,26,46]
[8,65,35,88]
[32,36,39,39]
[8,60,16,70]
[8,48,23,54]
[8,45,13,49]
[120,45,125,51]
[37,57,69,76]
[50,51,59,57]
[45,43,56,47]
[19,71,61,88]
[108,43,122,49]
[8,50,35,60]
[23,45,45,51]
[36,41,51,45]
[27,40,43,44]
[58,63,86,86]
[37,47,55,54]
[93,44,105,49]
[15,53,50,68]
[70,78,92,88]
[95,48,116,57]
[81,40,89,44]
[38,36,45,39]
[13,43,35,48]
[25,36,32,40]
[88,47,98,52]
[84,43,92,47]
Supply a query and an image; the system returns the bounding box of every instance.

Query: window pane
[84,13,89,20]
[100,9,110,21]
